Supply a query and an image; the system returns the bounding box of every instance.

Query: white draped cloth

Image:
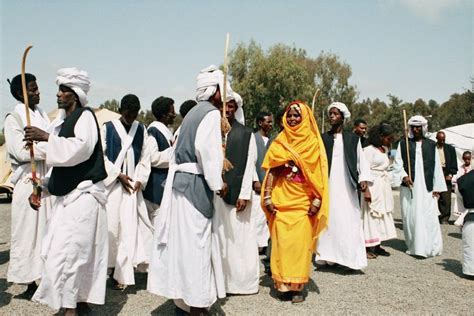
[361,145,397,247]
[102,119,153,285]
[316,134,372,270]
[32,110,108,311]
[5,103,52,284]
[147,110,226,308]
[392,141,446,257]
[213,133,260,294]
[454,181,474,275]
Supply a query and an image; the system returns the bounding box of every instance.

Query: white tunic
[32,110,108,311]
[213,133,260,294]
[102,120,153,285]
[455,184,474,275]
[361,145,397,247]
[316,134,372,270]
[147,110,225,308]
[392,141,446,257]
[5,103,51,284]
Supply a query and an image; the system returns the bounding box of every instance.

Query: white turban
[56,67,91,106]
[195,65,232,102]
[328,102,351,120]
[229,92,245,125]
[408,115,428,138]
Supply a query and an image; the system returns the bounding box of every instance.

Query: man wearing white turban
[392,115,446,257]
[24,67,109,315]
[316,102,372,270]
[148,65,226,314]
[213,92,260,295]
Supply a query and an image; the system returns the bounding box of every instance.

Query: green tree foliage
[228,41,357,129]
[99,99,120,112]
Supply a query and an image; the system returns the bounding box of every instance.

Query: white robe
[455,183,474,275]
[361,145,397,247]
[32,110,108,311]
[213,133,260,295]
[392,141,446,257]
[147,110,226,308]
[316,134,372,270]
[5,103,52,284]
[102,120,153,285]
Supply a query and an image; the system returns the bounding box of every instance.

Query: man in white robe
[316,102,372,270]
[25,67,109,315]
[392,115,446,258]
[102,94,153,288]
[5,73,52,299]
[213,93,260,295]
[143,96,175,226]
[147,65,226,314]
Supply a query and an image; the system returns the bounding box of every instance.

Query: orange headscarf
[262,101,329,244]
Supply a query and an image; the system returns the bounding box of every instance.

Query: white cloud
[398,0,464,23]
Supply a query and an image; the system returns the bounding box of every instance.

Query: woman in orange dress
[261,101,329,303]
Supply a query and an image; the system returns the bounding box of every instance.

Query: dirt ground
[0,191,472,315]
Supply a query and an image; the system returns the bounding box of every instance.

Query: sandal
[375,245,390,256]
[291,291,305,304]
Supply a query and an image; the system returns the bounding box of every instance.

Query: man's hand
[236,199,248,212]
[118,173,134,193]
[433,191,440,198]
[24,126,49,142]
[445,175,452,181]
[253,181,262,194]
[133,181,142,193]
[402,176,413,186]
[359,181,368,192]
[217,183,228,198]
[364,189,372,203]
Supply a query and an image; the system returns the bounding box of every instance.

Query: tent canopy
[428,123,474,166]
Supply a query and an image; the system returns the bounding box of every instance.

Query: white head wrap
[408,115,428,138]
[195,65,232,102]
[328,102,351,121]
[56,67,91,106]
[229,91,245,125]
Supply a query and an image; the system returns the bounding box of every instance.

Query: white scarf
[111,119,139,178]
[148,121,173,146]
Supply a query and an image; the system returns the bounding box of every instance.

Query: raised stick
[402,109,413,198]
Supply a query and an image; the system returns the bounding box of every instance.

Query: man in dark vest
[455,169,474,277]
[392,115,446,258]
[143,96,175,225]
[213,92,260,295]
[353,118,369,148]
[316,102,372,271]
[147,65,227,315]
[102,94,153,289]
[252,111,272,252]
[24,67,108,315]
[436,131,458,224]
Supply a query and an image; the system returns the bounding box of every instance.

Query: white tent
[428,123,474,166]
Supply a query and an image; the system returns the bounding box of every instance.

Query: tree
[99,99,120,113]
[228,41,358,130]
[434,90,474,129]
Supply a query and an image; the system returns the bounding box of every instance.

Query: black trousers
[438,182,452,223]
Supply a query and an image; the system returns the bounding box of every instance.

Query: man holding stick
[392,115,446,257]
[24,67,109,315]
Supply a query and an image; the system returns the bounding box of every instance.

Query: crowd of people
[4,65,473,315]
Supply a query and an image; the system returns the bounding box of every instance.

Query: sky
[0,0,472,128]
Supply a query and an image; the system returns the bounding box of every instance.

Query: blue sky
[1,0,472,127]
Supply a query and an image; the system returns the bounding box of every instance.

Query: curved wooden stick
[402,109,413,198]
[311,89,320,113]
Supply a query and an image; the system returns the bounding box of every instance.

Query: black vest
[322,130,359,188]
[143,126,171,204]
[48,107,107,196]
[223,120,252,205]
[104,121,144,167]
[399,138,436,192]
[457,170,474,210]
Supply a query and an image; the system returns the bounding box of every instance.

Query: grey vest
[254,132,267,182]
[172,101,217,218]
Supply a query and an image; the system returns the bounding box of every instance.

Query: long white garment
[32,110,108,310]
[147,110,226,308]
[361,145,397,247]
[455,187,474,275]
[102,120,153,285]
[316,134,371,270]
[5,103,52,284]
[392,141,446,257]
[213,134,260,295]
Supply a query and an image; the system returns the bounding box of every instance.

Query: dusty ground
[0,191,472,315]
